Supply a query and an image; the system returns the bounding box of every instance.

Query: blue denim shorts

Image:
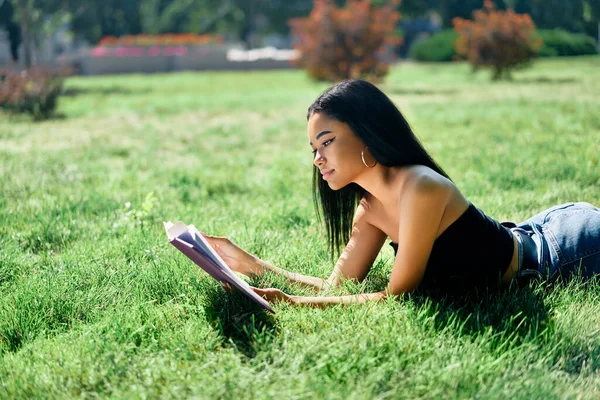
[509,202,600,284]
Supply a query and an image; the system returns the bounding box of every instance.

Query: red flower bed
[97,34,224,47]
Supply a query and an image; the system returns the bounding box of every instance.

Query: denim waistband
[513,229,541,282]
[511,224,549,283]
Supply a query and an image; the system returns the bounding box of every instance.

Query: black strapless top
[389,203,514,295]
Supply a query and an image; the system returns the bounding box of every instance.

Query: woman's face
[307,112,367,190]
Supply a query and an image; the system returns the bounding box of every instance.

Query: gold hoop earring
[361,146,377,168]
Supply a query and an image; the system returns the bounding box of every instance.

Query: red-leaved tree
[289,0,402,83]
[453,1,542,80]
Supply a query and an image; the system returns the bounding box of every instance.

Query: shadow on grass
[62,86,151,97]
[382,85,458,96]
[413,284,549,347]
[203,280,279,359]
[514,77,580,84]
[1,111,67,123]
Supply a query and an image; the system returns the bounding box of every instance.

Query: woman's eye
[311,138,335,155]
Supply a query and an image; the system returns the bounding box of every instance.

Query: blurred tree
[513,0,600,37]
[68,0,309,47]
[4,0,597,54]
[263,0,313,35]
[61,0,384,49]
[0,0,21,61]
[68,0,142,44]
[454,0,541,80]
[7,0,69,67]
[513,0,586,33]
[290,0,402,82]
[216,0,266,48]
[139,0,315,48]
[140,0,199,34]
[584,0,600,38]
[400,0,438,17]
[183,0,238,35]
[440,0,506,27]
[156,0,268,48]
[195,0,314,48]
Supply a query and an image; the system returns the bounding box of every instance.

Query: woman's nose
[313,151,324,166]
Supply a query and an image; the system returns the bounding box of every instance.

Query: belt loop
[529,223,545,268]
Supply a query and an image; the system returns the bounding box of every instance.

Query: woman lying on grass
[203,79,600,309]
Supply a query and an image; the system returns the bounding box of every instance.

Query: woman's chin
[327,179,346,191]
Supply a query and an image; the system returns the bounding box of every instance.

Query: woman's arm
[323,199,388,288]
[258,259,330,292]
[201,234,329,292]
[203,200,386,294]
[252,201,394,307]
[291,290,389,308]
[252,286,389,309]
[254,171,452,308]
[269,200,387,292]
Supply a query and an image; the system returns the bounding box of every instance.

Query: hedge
[408,29,458,62]
[536,29,598,57]
[408,28,598,62]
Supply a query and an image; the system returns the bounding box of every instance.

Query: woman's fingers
[204,236,234,249]
[251,287,290,303]
[251,287,266,298]
[201,234,229,250]
[221,282,234,292]
[202,234,230,242]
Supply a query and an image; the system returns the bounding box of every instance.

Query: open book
[164,221,274,314]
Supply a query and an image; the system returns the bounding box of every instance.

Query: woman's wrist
[253,257,269,277]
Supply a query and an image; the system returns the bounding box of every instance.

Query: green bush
[409,29,458,62]
[536,29,598,57]
[409,28,598,62]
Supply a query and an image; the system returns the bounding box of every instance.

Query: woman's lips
[321,169,334,180]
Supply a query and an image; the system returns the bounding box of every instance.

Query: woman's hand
[251,287,295,305]
[201,233,265,278]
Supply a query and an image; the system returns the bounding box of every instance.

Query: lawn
[1,56,600,399]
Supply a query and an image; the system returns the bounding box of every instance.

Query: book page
[164,221,274,313]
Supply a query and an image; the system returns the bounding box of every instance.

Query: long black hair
[308,79,451,258]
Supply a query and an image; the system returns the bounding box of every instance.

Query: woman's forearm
[291,291,387,309]
[258,260,329,292]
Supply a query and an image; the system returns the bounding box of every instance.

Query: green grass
[1,56,600,398]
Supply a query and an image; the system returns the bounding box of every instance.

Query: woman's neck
[353,165,405,208]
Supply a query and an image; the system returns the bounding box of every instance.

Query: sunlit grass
[1,56,599,398]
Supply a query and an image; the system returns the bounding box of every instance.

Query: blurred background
[0,5,599,396]
[0,0,598,75]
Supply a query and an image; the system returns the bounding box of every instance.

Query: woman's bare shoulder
[399,166,468,212]
[403,165,451,186]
